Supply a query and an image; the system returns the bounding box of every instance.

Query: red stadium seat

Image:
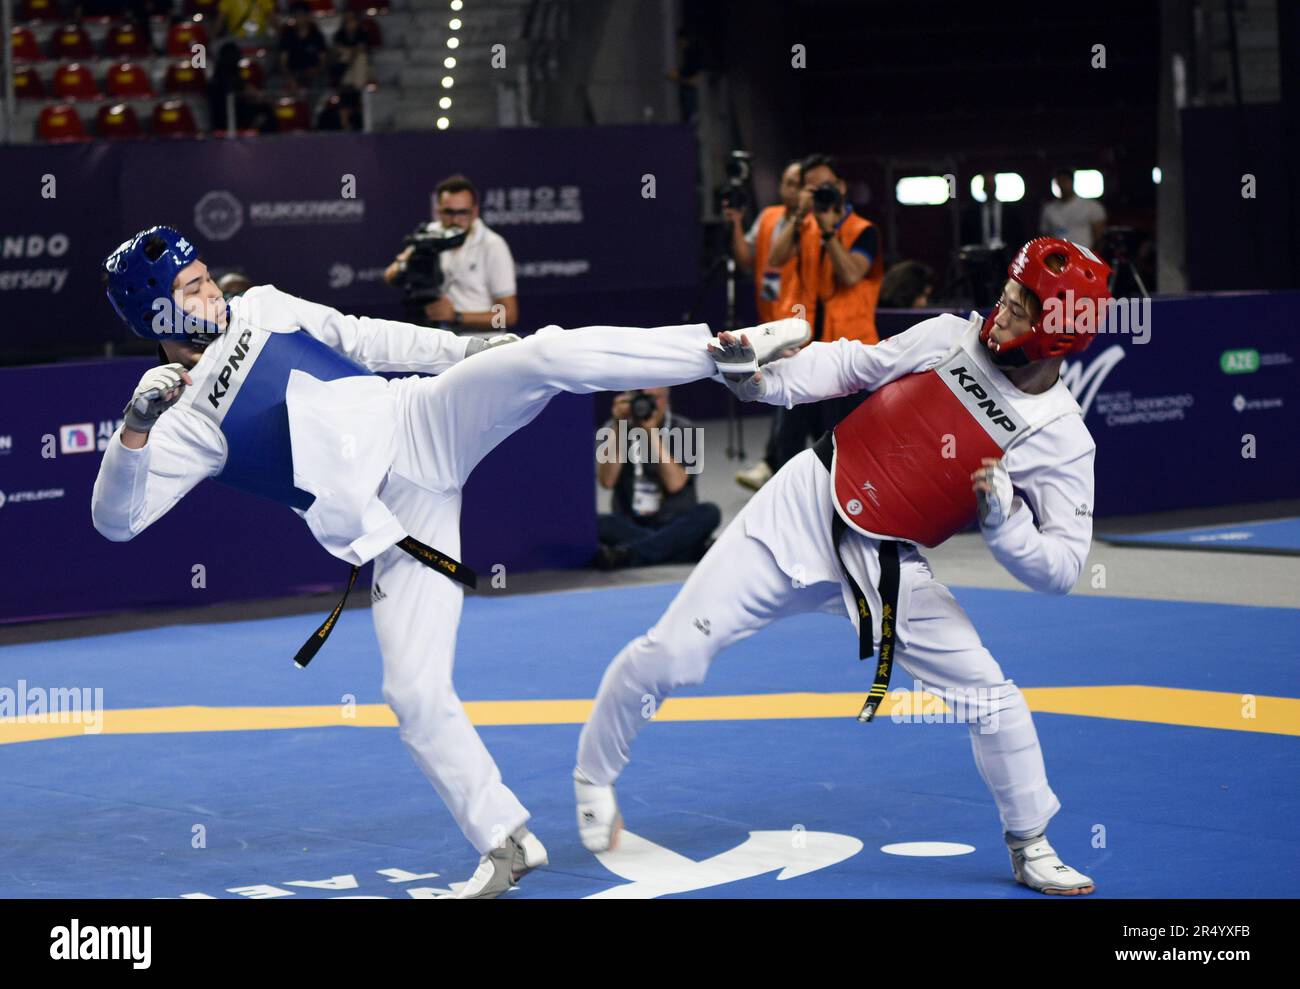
[104,20,152,58]
[19,0,63,22]
[52,62,101,101]
[14,66,46,99]
[237,56,266,89]
[272,96,310,132]
[303,0,338,13]
[12,26,43,62]
[105,61,154,98]
[49,23,96,61]
[96,102,143,139]
[151,98,199,137]
[164,59,207,95]
[347,0,389,14]
[166,19,210,58]
[37,103,90,142]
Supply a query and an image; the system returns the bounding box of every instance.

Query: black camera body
[713,149,753,215]
[812,181,843,214]
[393,221,469,308]
[628,390,657,422]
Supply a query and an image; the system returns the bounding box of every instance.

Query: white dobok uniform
[92,284,719,854]
[577,313,1096,839]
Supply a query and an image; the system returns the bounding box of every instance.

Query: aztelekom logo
[59,423,95,455]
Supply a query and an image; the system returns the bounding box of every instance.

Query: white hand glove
[124,363,190,432]
[708,332,765,402]
[464,333,521,357]
[972,457,1015,528]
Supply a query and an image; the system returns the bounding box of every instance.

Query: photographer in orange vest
[765,153,884,470]
[724,158,803,490]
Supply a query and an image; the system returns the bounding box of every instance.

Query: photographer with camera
[723,157,804,491]
[594,387,720,570]
[384,174,519,332]
[723,158,803,321]
[763,153,884,471]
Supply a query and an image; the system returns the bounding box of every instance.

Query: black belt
[293,535,478,668]
[812,431,901,723]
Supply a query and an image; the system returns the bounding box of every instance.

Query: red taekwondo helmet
[980,237,1114,363]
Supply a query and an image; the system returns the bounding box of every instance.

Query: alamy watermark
[889,679,1001,734]
[0,680,104,734]
[595,419,704,475]
[1041,291,1151,345]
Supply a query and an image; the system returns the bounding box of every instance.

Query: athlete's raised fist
[124,363,192,433]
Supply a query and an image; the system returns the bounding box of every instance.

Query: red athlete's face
[986,278,1036,350]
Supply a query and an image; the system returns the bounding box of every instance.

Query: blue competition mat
[1101,517,1300,555]
[0,581,1297,899]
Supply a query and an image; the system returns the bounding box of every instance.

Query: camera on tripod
[713,149,753,214]
[391,221,469,312]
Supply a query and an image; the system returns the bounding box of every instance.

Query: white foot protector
[574,767,623,854]
[1006,832,1095,895]
[710,318,811,375]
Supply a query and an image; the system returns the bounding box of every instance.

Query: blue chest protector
[215,329,372,511]
[200,326,474,669]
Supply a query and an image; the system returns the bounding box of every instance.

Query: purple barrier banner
[0,124,699,352]
[0,359,594,624]
[879,292,1300,516]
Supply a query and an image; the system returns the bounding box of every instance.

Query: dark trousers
[770,392,869,471]
[598,502,722,565]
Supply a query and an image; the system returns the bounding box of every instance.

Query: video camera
[392,221,469,314]
[713,149,753,214]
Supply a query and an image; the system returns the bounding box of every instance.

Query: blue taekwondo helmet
[103,226,229,346]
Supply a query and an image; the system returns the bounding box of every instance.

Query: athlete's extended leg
[394,322,718,488]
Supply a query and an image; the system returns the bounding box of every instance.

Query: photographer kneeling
[384,174,519,332]
[594,387,720,570]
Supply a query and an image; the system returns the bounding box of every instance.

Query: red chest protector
[830,336,1071,548]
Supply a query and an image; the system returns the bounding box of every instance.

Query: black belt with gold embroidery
[293,535,478,669]
[812,431,902,723]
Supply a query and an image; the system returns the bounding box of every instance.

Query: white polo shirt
[1039,196,1106,250]
[435,218,518,313]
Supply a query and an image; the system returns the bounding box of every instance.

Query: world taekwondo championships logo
[194,191,245,241]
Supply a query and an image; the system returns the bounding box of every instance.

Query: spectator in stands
[383,174,520,331]
[208,39,274,133]
[317,85,363,131]
[218,0,279,40]
[1039,168,1106,250]
[330,8,373,90]
[879,260,935,308]
[279,1,329,92]
[594,388,720,570]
